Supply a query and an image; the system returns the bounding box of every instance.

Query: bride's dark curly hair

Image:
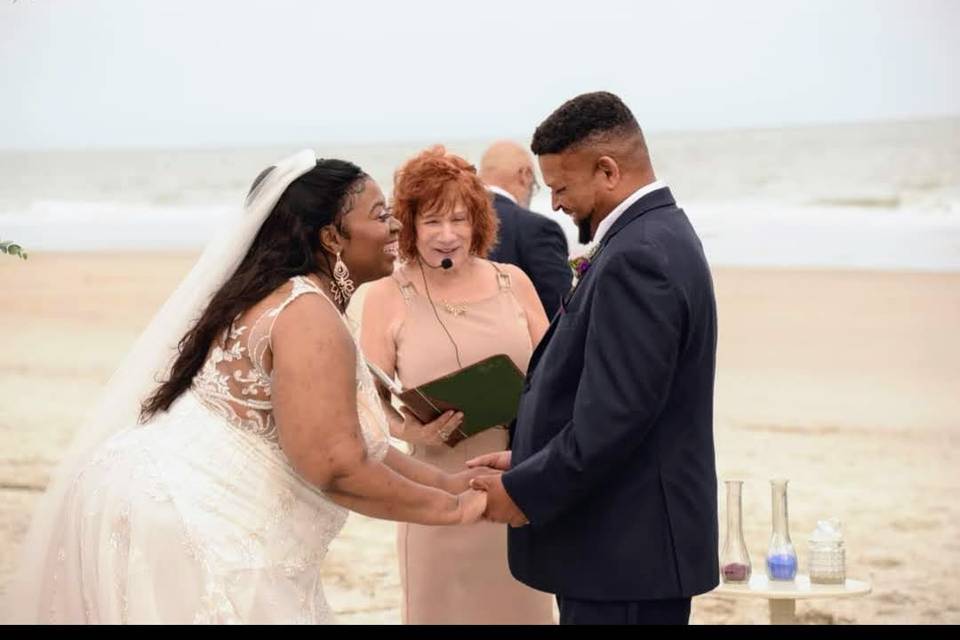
[139,158,367,421]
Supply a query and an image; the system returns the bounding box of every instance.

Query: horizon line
[1,112,957,154]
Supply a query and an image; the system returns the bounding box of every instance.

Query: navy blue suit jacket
[502,187,719,601]
[488,193,571,319]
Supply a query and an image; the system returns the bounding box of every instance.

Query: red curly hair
[392,145,499,261]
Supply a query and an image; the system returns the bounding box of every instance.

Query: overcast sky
[1,0,958,150]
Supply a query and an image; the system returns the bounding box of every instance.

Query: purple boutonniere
[569,255,591,278]
[568,245,600,282]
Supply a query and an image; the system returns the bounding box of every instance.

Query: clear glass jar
[720,480,751,583]
[808,519,846,584]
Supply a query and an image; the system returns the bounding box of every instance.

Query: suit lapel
[602,186,675,245]
[524,187,676,381]
[526,311,561,377]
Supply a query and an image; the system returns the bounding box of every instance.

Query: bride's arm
[270,293,483,526]
[379,445,499,494]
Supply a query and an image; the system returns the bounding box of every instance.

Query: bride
[2,150,489,624]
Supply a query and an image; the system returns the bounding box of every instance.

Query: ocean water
[1,118,958,270]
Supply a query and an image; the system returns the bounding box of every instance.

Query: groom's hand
[466,450,511,471]
[443,466,502,494]
[470,474,528,527]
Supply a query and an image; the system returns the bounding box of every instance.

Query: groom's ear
[595,156,621,190]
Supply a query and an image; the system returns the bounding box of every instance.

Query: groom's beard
[578,217,593,244]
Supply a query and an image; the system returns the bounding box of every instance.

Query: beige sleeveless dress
[391,262,554,625]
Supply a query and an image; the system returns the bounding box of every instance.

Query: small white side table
[710,573,872,624]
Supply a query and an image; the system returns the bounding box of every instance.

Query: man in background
[480,140,571,319]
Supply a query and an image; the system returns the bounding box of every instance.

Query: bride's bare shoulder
[238,276,347,340]
[269,292,354,372]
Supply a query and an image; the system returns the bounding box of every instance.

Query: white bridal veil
[2,149,318,623]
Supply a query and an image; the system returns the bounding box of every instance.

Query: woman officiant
[361,145,553,624]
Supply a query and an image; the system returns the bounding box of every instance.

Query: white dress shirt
[487,184,517,204]
[592,180,667,245]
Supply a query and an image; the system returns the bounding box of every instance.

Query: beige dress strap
[392,266,418,302]
[489,261,512,292]
[397,261,511,295]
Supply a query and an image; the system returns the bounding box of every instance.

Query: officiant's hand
[465,450,511,471]
[397,407,463,446]
[470,474,528,527]
[456,489,488,525]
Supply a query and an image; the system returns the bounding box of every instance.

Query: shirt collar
[486,185,517,204]
[592,179,667,245]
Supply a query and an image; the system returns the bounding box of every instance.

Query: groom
[469,92,719,625]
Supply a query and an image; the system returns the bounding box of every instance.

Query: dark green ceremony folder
[370,354,525,448]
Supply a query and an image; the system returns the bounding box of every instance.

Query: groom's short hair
[531,91,642,156]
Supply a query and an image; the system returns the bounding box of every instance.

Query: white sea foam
[0,200,233,251]
[682,201,960,271]
[533,197,960,271]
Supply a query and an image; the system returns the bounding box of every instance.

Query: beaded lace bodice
[190,275,389,457]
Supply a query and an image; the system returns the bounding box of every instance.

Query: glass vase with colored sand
[719,480,752,583]
[766,478,797,581]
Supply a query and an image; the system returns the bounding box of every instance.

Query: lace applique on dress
[190,276,322,443]
[190,276,390,459]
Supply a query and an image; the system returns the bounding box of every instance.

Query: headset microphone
[417,256,464,369]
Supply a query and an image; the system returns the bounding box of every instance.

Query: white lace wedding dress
[30,276,389,624]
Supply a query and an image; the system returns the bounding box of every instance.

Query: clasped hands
[399,410,527,527]
[447,451,528,527]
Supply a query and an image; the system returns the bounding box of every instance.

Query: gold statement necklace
[440,300,467,317]
[422,256,469,317]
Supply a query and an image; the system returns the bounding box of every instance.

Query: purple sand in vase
[721,562,750,582]
[720,479,752,584]
[766,553,797,580]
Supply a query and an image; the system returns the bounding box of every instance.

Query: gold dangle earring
[331,251,356,306]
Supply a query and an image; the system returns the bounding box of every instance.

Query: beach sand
[1,253,958,624]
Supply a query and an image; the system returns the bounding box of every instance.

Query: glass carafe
[720,480,751,583]
[766,479,797,581]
